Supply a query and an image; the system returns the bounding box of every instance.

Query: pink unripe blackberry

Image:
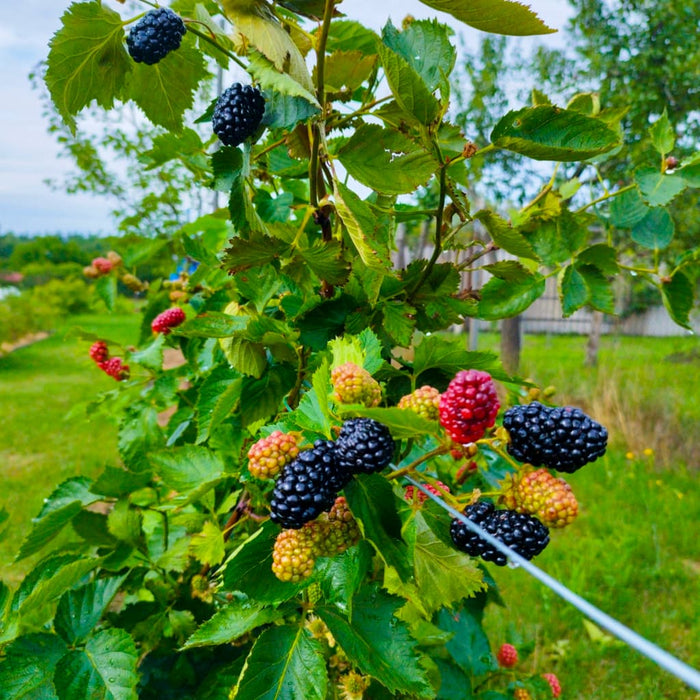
[404,481,450,505]
[398,385,440,421]
[497,642,518,668]
[91,257,113,275]
[331,362,382,407]
[247,431,300,480]
[439,370,500,444]
[542,673,562,698]
[89,341,109,364]
[151,307,186,334]
[99,357,130,381]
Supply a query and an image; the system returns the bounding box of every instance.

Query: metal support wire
[403,476,700,693]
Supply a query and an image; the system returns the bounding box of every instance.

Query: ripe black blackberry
[450,504,550,566]
[334,418,395,475]
[212,84,266,147]
[126,8,186,65]
[269,443,342,529]
[503,401,607,473]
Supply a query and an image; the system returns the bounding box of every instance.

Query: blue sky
[0,0,572,236]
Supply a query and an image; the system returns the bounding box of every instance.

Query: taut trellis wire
[403,476,700,693]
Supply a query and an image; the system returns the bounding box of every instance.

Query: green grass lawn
[0,312,141,584]
[0,321,697,698]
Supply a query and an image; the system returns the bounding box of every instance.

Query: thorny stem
[309,0,335,208]
[408,161,448,300]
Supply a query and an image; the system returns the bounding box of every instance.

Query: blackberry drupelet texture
[247,430,300,480]
[505,468,578,528]
[269,442,343,529]
[503,401,608,473]
[331,362,382,407]
[398,385,441,421]
[212,84,266,147]
[126,8,186,65]
[334,418,395,475]
[89,341,109,364]
[450,503,550,566]
[439,369,500,444]
[151,307,186,334]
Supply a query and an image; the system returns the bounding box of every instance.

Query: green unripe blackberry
[271,529,316,582]
[331,362,382,407]
[398,385,440,421]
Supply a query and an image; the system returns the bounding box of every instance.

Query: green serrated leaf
[16,477,99,561]
[649,110,675,155]
[0,633,67,699]
[437,604,493,677]
[261,90,321,129]
[175,312,249,338]
[344,476,412,581]
[417,0,554,35]
[576,244,619,275]
[412,512,484,615]
[296,241,350,285]
[412,335,501,380]
[317,585,432,697]
[129,334,165,371]
[150,445,225,492]
[342,407,435,440]
[476,210,538,260]
[323,50,377,97]
[381,301,416,347]
[248,51,319,106]
[338,125,439,195]
[478,273,546,320]
[609,187,649,228]
[95,274,117,313]
[481,260,532,282]
[233,626,327,700]
[631,207,675,250]
[577,264,615,314]
[55,578,124,645]
[45,1,131,131]
[635,168,687,206]
[660,272,693,330]
[378,44,440,125]
[491,106,620,161]
[127,41,207,132]
[334,182,391,272]
[54,628,138,700]
[196,367,243,444]
[107,499,142,546]
[118,407,164,473]
[183,599,285,649]
[221,236,289,274]
[240,365,296,426]
[559,265,589,317]
[189,521,226,567]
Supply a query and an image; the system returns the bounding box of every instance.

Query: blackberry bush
[126,8,186,65]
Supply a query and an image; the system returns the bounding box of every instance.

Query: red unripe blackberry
[450,502,550,566]
[497,643,518,668]
[334,418,395,475]
[397,385,440,421]
[248,431,300,480]
[99,357,130,381]
[331,362,382,407]
[89,341,109,364]
[404,481,450,505]
[212,83,266,148]
[91,257,113,275]
[439,370,500,445]
[151,307,186,334]
[271,529,316,582]
[126,7,186,65]
[506,468,578,528]
[542,673,562,698]
[503,401,607,473]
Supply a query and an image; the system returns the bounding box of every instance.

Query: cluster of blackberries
[270,418,394,529]
[126,8,186,65]
[212,83,266,147]
[503,401,607,473]
[450,501,550,566]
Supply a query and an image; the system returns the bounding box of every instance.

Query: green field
[0,322,698,699]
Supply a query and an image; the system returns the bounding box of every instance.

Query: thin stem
[521,163,560,212]
[184,24,247,71]
[386,446,449,481]
[576,183,635,213]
